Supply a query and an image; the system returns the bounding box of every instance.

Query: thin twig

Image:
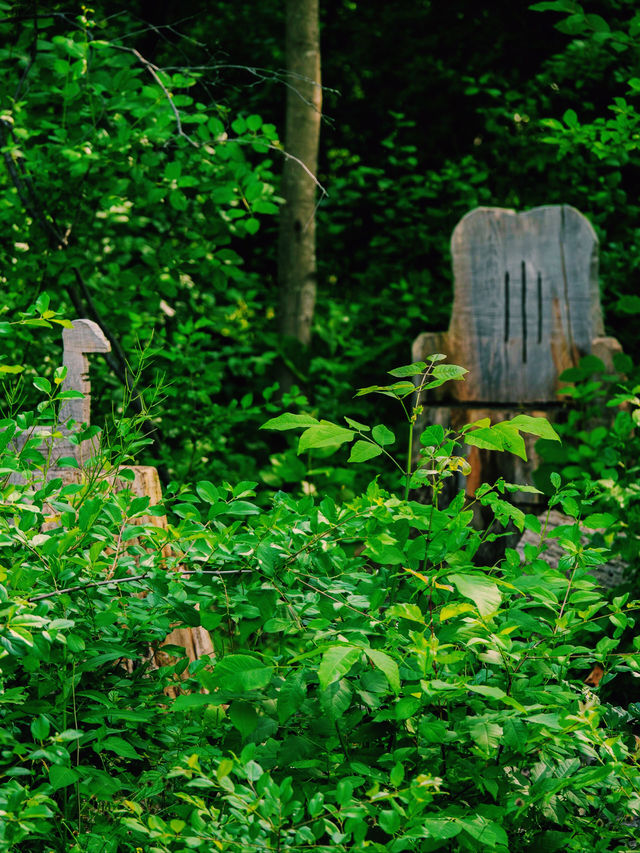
[108,43,198,147]
[28,569,252,602]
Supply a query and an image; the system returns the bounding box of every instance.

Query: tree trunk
[278,0,322,389]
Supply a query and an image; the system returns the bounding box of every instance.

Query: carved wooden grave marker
[12,319,213,672]
[413,205,621,502]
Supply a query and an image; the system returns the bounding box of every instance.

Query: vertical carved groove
[521,260,527,363]
[537,272,542,344]
[504,270,510,343]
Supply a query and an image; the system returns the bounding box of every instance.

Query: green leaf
[440,602,475,621]
[449,573,502,619]
[583,513,616,529]
[35,292,51,313]
[318,645,361,691]
[364,648,400,693]
[387,362,427,377]
[0,364,24,374]
[246,114,262,131]
[277,674,305,723]
[529,0,579,11]
[221,500,260,516]
[432,364,468,382]
[508,414,561,442]
[211,654,273,692]
[348,440,383,463]
[298,423,354,453]
[464,427,505,452]
[364,535,406,565]
[33,376,51,394]
[228,701,258,739]
[372,424,395,446]
[344,416,370,431]
[563,108,579,128]
[171,694,212,711]
[31,715,50,740]
[469,719,503,754]
[99,737,141,759]
[196,481,219,503]
[466,683,507,700]
[49,765,80,790]
[66,633,85,652]
[319,677,352,719]
[355,381,415,398]
[260,412,319,431]
[420,424,445,446]
[456,815,508,847]
[494,423,527,460]
[387,603,425,624]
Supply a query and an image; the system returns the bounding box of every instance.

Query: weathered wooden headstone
[11,319,213,670]
[413,205,621,504]
[10,319,111,482]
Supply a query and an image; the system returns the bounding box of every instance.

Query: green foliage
[535,352,640,578]
[0,6,282,484]
[3,318,640,850]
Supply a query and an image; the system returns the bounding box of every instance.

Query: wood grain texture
[421,205,603,403]
[410,206,620,522]
[449,205,601,402]
[60,319,111,436]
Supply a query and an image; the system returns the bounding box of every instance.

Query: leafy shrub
[2,320,640,851]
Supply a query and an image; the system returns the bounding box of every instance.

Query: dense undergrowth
[2,310,640,852]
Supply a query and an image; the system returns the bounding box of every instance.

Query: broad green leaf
[31,715,50,740]
[348,440,382,463]
[319,677,352,719]
[529,0,579,10]
[388,362,427,377]
[364,648,400,693]
[49,765,80,790]
[33,377,52,394]
[508,414,560,442]
[99,737,141,759]
[456,815,508,847]
[228,702,258,739]
[0,365,24,374]
[364,536,406,565]
[464,427,505,452]
[422,819,461,841]
[387,603,425,624]
[344,416,370,431]
[468,719,503,753]
[211,654,273,692]
[372,424,395,446]
[449,573,502,619]
[583,512,616,529]
[466,684,507,700]
[221,500,260,516]
[432,364,468,381]
[277,675,306,723]
[196,480,219,503]
[260,412,319,431]
[493,423,527,460]
[318,645,361,691]
[355,381,415,398]
[419,424,445,446]
[298,423,354,454]
[171,694,212,711]
[440,602,475,621]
